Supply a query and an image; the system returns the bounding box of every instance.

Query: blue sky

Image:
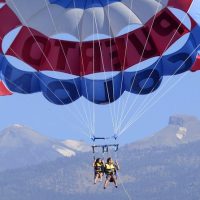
[0,1,200,145]
[1,71,200,145]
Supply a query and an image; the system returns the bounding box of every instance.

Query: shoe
[104,187,106,189]
[115,185,118,188]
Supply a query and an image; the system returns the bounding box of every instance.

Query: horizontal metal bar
[91,135,118,142]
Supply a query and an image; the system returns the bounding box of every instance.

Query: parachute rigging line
[116,1,196,136]
[119,41,200,135]
[116,0,163,134]
[9,0,94,136]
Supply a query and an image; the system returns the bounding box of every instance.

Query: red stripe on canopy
[0,81,12,96]
[6,8,189,76]
[191,55,200,72]
[0,5,21,53]
[168,0,193,12]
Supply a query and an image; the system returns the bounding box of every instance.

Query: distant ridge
[0,114,200,200]
[125,114,200,149]
[0,124,89,171]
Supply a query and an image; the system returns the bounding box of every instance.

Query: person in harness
[103,157,119,189]
[93,158,104,184]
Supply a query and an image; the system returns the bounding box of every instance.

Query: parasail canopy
[0,0,199,105]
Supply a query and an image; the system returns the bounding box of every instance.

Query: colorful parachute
[0,0,200,104]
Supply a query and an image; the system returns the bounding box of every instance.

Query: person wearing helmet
[93,158,104,184]
[103,157,119,189]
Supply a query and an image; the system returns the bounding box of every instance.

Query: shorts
[95,171,103,176]
[106,174,116,181]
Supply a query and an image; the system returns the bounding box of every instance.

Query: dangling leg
[112,175,118,188]
[94,173,99,184]
[104,175,110,189]
[99,172,103,182]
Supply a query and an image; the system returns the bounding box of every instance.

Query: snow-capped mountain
[1,114,199,172]
[0,124,89,171]
[1,115,200,200]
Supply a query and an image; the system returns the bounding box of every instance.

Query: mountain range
[0,115,200,200]
[0,124,90,171]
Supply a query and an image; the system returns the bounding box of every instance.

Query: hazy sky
[0,1,200,145]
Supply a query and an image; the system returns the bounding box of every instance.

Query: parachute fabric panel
[0,81,12,95]
[0,5,21,53]
[191,53,200,72]
[0,55,12,95]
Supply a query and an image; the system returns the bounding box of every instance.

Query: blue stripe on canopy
[48,0,122,9]
[1,24,199,104]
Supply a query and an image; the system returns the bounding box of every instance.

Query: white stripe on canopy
[6,0,170,41]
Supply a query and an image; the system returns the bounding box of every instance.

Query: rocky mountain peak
[168,115,198,126]
[126,114,200,150]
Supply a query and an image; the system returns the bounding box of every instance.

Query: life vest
[104,163,116,175]
[94,162,104,172]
